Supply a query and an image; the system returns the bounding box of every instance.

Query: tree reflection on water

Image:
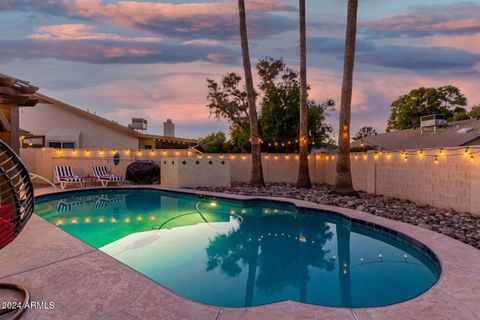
[205,212,337,307]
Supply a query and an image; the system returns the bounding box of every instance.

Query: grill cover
[125,160,160,184]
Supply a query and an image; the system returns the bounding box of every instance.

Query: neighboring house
[20,93,196,149]
[351,118,480,150]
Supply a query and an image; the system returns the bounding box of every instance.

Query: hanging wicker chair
[0,139,35,320]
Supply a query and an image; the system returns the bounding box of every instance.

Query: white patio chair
[53,166,86,189]
[92,166,123,187]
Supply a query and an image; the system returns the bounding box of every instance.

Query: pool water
[36,189,440,308]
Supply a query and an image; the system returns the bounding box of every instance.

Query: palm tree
[296,0,311,188]
[237,0,264,186]
[334,0,359,195]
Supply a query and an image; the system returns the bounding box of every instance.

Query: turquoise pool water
[36,189,440,308]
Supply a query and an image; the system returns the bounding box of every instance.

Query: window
[48,142,62,148]
[62,142,75,149]
[48,141,76,149]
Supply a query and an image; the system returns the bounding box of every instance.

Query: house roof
[0,73,39,106]
[34,93,197,144]
[351,118,480,150]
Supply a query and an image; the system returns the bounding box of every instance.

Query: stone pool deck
[0,186,479,320]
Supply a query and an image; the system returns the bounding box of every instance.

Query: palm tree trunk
[337,223,352,307]
[334,0,358,195]
[296,0,311,189]
[244,239,259,307]
[237,0,265,187]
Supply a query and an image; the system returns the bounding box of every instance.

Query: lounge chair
[54,166,86,189]
[92,166,123,187]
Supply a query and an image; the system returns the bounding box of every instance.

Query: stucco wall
[21,148,189,182]
[20,103,139,149]
[20,146,480,215]
[228,154,326,184]
[161,157,231,188]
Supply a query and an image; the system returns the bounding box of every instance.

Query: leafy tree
[206,73,249,134]
[469,105,480,119]
[386,85,468,131]
[199,132,228,153]
[451,110,470,122]
[206,57,334,153]
[259,83,334,152]
[226,128,251,153]
[352,126,377,141]
[257,57,334,152]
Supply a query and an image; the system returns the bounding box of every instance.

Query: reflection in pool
[36,189,440,308]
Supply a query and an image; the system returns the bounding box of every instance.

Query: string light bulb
[434,155,439,164]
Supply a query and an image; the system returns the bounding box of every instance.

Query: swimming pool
[35,188,440,308]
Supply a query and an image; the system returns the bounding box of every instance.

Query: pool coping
[1,185,480,319]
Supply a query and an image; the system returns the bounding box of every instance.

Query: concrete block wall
[348,148,478,214]
[20,146,480,215]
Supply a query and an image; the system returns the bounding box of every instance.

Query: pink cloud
[54,0,296,39]
[28,24,162,42]
[48,60,480,137]
[427,34,480,54]
[88,63,239,125]
[362,3,480,37]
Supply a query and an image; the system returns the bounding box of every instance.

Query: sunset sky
[1,0,480,139]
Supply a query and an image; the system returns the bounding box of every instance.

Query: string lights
[43,145,480,165]
[351,145,479,165]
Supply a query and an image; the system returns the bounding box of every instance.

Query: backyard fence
[20,146,480,215]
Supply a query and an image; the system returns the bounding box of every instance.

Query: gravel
[194,183,480,250]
